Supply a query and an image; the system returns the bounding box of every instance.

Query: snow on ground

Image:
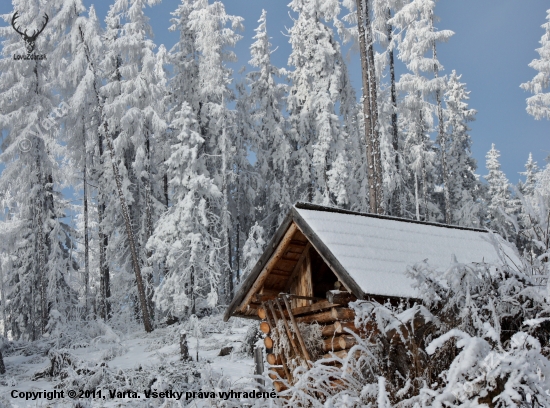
[0,314,258,407]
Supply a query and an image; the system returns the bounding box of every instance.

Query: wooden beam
[224,212,294,322]
[238,223,299,313]
[287,294,324,301]
[292,299,341,316]
[282,295,312,364]
[321,349,349,360]
[321,321,358,337]
[284,242,311,293]
[322,335,349,352]
[275,298,303,364]
[269,269,292,277]
[295,307,355,324]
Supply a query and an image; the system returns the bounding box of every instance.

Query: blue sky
[1,1,548,184]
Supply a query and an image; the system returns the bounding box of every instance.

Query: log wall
[259,289,361,387]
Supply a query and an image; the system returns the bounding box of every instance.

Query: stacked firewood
[256,287,359,391]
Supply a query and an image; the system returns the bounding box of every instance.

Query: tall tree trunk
[36,161,47,335]
[388,8,400,217]
[221,126,232,304]
[97,130,110,320]
[0,350,5,375]
[356,0,378,213]
[190,265,196,315]
[414,173,420,221]
[0,257,7,339]
[364,0,384,215]
[102,120,153,332]
[83,137,90,317]
[80,25,111,320]
[432,28,450,224]
[419,109,429,221]
[144,130,155,324]
[163,172,169,208]
[422,152,429,221]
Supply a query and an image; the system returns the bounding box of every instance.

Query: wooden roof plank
[223,212,294,321]
[236,223,299,315]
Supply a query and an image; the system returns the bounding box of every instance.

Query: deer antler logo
[11,11,49,54]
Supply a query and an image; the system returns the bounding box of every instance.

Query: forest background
[0,0,549,343]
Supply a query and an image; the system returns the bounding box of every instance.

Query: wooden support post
[254,346,265,386]
[275,298,304,365]
[262,302,274,330]
[282,295,312,365]
[267,300,279,325]
[284,242,311,293]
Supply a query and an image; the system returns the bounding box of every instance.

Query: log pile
[257,287,360,387]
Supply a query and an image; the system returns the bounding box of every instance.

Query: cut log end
[260,321,270,334]
[264,336,273,349]
[338,335,357,350]
[326,290,357,305]
[257,307,267,320]
[267,353,282,365]
[273,381,287,392]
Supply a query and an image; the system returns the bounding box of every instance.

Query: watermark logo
[18,102,69,153]
[11,11,48,61]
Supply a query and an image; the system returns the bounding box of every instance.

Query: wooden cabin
[224,203,514,389]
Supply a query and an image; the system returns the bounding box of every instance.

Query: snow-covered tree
[519,153,540,197]
[484,144,514,235]
[98,0,167,332]
[167,0,243,305]
[391,0,454,222]
[241,222,266,282]
[443,70,480,227]
[287,0,356,206]
[0,0,82,339]
[247,10,292,234]
[148,103,221,319]
[521,9,550,120]
[61,5,106,318]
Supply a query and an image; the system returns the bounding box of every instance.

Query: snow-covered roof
[224,202,518,321]
[294,205,513,299]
